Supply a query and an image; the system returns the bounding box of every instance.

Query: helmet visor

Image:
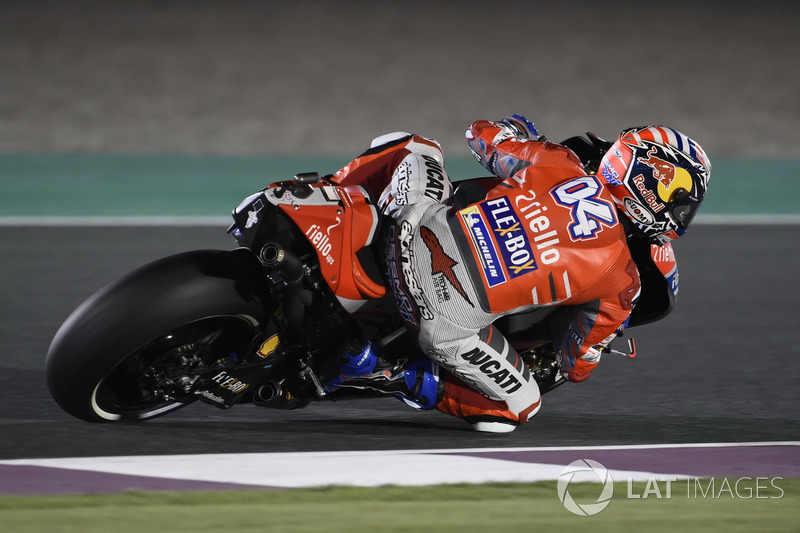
[669,188,699,230]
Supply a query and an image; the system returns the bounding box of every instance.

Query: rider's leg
[331,341,541,433]
[324,337,382,391]
[333,353,444,410]
[358,137,541,432]
[436,373,540,433]
[331,134,539,432]
[423,323,542,433]
[330,339,540,433]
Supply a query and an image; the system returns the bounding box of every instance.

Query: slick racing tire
[46,249,270,422]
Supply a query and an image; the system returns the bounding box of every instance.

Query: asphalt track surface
[1,222,798,461]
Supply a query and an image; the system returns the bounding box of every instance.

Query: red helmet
[598,126,711,244]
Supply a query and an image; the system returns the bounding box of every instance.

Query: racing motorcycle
[47,135,650,423]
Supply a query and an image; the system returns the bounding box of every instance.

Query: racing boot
[325,339,382,391]
[329,341,443,410]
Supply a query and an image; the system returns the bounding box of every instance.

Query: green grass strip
[1,480,798,533]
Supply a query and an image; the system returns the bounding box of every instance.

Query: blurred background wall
[2,0,799,160]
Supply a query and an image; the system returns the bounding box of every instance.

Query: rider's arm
[557,253,641,382]
[556,300,628,382]
[467,117,584,180]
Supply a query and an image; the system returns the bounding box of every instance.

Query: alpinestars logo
[386,223,418,327]
[420,226,473,307]
[399,221,433,323]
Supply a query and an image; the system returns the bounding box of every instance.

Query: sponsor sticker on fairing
[257,334,280,359]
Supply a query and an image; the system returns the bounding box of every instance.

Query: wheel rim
[90,315,256,421]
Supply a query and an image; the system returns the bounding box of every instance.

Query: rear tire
[46,249,270,422]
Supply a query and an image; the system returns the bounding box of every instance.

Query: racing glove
[466,114,541,178]
[497,114,540,141]
[557,346,601,382]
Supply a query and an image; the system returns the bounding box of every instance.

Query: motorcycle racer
[329,116,711,433]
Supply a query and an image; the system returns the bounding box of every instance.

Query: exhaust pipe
[253,380,309,410]
[260,242,305,285]
[254,380,285,405]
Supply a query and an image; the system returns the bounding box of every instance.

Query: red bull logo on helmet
[638,146,677,190]
[635,145,695,204]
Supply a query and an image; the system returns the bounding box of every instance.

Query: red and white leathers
[332,123,641,430]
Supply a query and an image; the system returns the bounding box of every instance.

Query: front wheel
[46,249,271,422]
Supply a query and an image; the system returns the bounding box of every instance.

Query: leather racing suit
[331,121,642,428]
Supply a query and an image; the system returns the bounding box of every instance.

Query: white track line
[0,452,670,488]
[2,442,796,488]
